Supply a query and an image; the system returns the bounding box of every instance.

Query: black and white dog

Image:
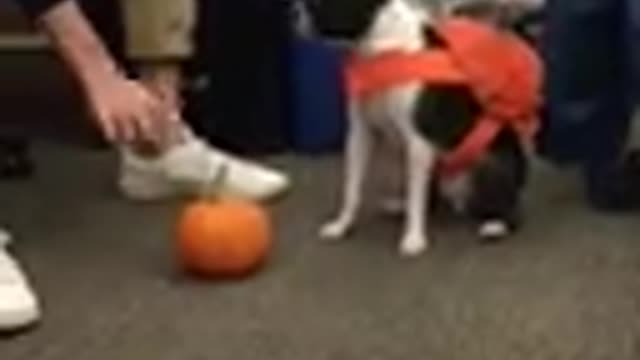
[306,0,544,256]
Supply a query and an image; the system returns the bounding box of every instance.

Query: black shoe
[585,151,640,212]
[0,139,34,180]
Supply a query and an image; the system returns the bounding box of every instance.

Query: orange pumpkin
[176,196,273,279]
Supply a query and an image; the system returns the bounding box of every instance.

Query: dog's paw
[477,220,510,242]
[319,220,351,241]
[398,233,429,257]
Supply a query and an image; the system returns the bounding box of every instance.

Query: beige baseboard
[0,34,49,51]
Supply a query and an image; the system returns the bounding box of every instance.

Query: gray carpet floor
[1,142,640,360]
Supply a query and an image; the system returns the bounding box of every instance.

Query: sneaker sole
[120,176,291,204]
[0,307,41,335]
[217,177,292,204]
[117,175,181,202]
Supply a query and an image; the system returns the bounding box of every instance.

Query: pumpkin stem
[200,163,229,201]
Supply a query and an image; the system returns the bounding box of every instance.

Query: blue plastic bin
[289,38,347,154]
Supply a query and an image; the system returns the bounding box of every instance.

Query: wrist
[74,56,123,95]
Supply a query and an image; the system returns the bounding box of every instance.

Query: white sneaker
[0,230,41,331]
[118,135,291,202]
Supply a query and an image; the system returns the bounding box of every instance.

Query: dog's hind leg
[320,101,372,241]
[399,133,436,257]
[377,135,406,216]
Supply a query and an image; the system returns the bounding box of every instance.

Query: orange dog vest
[345,18,543,178]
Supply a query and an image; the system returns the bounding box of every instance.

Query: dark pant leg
[540,0,632,168]
[626,0,640,98]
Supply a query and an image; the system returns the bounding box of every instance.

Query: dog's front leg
[320,101,372,241]
[399,134,436,257]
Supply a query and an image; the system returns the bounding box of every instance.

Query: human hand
[84,72,180,144]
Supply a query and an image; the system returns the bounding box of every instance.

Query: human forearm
[34,0,121,92]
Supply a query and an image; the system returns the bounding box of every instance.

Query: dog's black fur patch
[413,83,527,232]
[413,85,479,150]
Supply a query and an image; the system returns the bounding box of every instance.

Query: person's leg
[579,0,640,211]
[117,0,290,201]
[627,0,640,103]
[540,0,639,211]
[617,0,640,174]
[0,229,40,331]
[119,0,194,156]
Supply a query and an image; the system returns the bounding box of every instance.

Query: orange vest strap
[439,115,501,177]
[345,50,467,99]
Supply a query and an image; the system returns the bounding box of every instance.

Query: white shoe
[0,230,41,331]
[118,136,291,202]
